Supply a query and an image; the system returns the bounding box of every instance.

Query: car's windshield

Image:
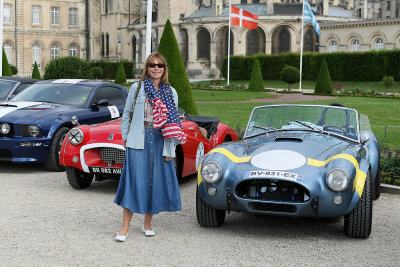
[10,83,94,107]
[244,105,359,141]
[0,80,16,99]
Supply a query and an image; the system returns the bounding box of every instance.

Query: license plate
[89,167,122,175]
[247,170,302,182]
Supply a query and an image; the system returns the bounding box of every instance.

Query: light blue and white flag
[303,0,320,35]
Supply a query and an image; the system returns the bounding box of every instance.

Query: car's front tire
[196,186,225,227]
[344,170,372,238]
[44,127,70,171]
[66,167,94,189]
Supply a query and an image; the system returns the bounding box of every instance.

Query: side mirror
[91,99,109,108]
[360,132,370,144]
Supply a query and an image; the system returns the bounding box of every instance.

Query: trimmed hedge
[222,49,400,81]
[315,58,333,94]
[44,57,92,79]
[248,59,265,91]
[90,60,134,79]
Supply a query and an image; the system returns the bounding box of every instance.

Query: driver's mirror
[91,99,109,108]
[360,132,370,144]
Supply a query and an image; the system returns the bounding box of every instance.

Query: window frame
[69,7,78,26]
[69,45,78,57]
[3,4,12,24]
[32,43,41,68]
[50,44,60,60]
[51,6,60,26]
[3,43,12,65]
[329,40,338,53]
[32,5,41,25]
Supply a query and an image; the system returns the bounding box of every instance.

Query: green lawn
[192,90,276,101]
[193,80,400,93]
[195,95,400,150]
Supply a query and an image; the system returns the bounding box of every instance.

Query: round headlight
[68,128,84,145]
[28,125,40,137]
[0,123,11,134]
[326,168,350,192]
[201,161,222,183]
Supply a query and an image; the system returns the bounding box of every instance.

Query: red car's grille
[100,147,125,164]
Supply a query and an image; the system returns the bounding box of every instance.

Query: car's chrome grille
[236,179,310,203]
[100,147,125,164]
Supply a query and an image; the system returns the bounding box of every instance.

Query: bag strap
[129,81,142,124]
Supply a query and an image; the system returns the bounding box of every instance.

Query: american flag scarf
[144,77,187,144]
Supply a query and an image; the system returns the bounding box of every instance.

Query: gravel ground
[1,162,400,266]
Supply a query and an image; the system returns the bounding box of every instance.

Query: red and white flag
[230,5,258,30]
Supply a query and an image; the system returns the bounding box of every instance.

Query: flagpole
[299,0,305,94]
[145,0,152,58]
[0,0,4,76]
[227,2,232,86]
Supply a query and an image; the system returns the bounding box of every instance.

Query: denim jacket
[120,81,178,157]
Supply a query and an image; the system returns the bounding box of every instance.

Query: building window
[278,28,290,53]
[3,43,12,65]
[51,7,60,25]
[4,4,12,23]
[378,8,382,19]
[107,0,114,13]
[101,34,105,57]
[32,6,41,25]
[197,28,211,60]
[330,40,338,52]
[375,38,384,50]
[304,28,315,52]
[241,0,247,4]
[69,45,78,57]
[358,9,362,18]
[50,44,60,59]
[253,0,260,3]
[69,8,78,26]
[106,33,110,56]
[32,43,41,68]
[387,1,391,11]
[351,40,360,52]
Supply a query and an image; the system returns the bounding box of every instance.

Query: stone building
[2,0,400,79]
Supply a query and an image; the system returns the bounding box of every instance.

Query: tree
[91,66,103,80]
[382,75,394,94]
[2,48,12,76]
[114,61,127,85]
[248,59,265,91]
[280,66,300,91]
[43,57,92,79]
[32,61,41,79]
[10,65,18,75]
[157,19,198,115]
[314,58,333,95]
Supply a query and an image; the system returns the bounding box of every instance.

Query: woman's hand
[164,157,172,162]
[123,141,126,148]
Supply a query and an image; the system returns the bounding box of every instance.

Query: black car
[0,77,39,102]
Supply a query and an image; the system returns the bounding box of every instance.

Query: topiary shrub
[248,59,265,91]
[114,61,127,85]
[10,65,18,75]
[280,66,300,91]
[2,48,12,76]
[43,56,92,79]
[32,61,41,79]
[382,75,394,94]
[158,19,198,115]
[314,58,333,95]
[91,66,103,79]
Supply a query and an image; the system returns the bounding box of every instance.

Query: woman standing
[114,52,185,241]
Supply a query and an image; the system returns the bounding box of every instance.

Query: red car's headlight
[68,128,84,145]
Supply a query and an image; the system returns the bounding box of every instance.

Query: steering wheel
[323,125,348,136]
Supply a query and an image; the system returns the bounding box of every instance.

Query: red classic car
[60,113,239,189]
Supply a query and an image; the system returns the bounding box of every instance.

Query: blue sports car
[196,104,380,238]
[0,79,128,171]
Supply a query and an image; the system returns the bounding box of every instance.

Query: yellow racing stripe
[307,153,366,197]
[207,147,252,163]
[197,164,204,186]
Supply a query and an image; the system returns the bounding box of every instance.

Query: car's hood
[0,101,75,123]
[221,131,352,161]
[85,118,123,142]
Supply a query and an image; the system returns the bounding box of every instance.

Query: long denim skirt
[114,127,182,214]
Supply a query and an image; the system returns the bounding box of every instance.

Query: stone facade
[2,0,400,79]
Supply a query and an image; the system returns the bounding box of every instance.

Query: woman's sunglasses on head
[148,63,165,68]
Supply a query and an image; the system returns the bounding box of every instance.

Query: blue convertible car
[197,104,380,238]
[0,79,128,171]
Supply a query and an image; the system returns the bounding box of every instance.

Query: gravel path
[1,162,399,266]
[196,93,337,103]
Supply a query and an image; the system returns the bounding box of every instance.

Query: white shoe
[141,226,155,237]
[115,232,128,242]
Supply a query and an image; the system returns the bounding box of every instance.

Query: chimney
[266,0,274,15]
[212,0,223,16]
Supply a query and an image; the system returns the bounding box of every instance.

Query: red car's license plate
[89,167,122,175]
